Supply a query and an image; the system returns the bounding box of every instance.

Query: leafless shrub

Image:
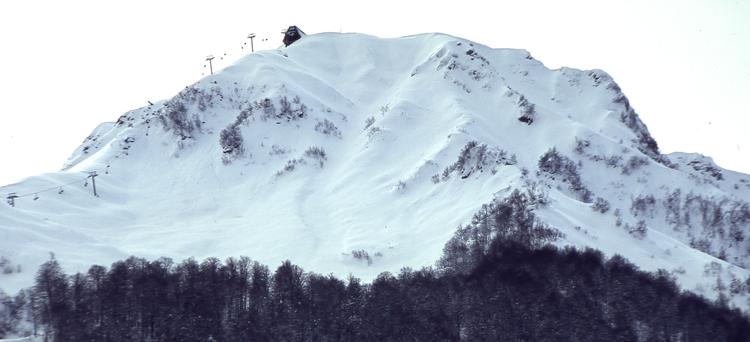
[304,146,327,167]
[622,155,649,175]
[364,116,376,130]
[441,141,515,181]
[631,194,656,218]
[592,197,611,213]
[315,119,342,138]
[219,125,244,162]
[351,250,373,265]
[538,148,592,202]
[625,220,647,239]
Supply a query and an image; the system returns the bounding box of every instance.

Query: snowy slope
[1,32,749,309]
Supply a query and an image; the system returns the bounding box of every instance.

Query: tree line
[6,190,750,341]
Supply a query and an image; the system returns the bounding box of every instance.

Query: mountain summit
[2,32,749,308]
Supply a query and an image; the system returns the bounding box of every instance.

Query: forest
[5,190,750,341]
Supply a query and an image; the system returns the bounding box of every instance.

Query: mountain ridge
[2,32,749,309]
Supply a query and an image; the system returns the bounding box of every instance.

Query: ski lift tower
[6,193,18,207]
[248,33,256,52]
[205,55,215,75]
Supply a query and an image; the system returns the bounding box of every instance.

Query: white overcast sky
[0,0,748,186]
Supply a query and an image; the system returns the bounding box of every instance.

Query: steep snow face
[2,32,749,308]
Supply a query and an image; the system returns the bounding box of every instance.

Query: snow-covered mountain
[2,32,749,309]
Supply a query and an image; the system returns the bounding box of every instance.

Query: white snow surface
[1,33,750,309]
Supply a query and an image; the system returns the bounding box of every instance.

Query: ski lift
[6,193,18,207]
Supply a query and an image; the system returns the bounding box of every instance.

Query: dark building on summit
[283,26,306,47]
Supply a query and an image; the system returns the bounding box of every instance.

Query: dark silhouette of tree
[362,272,417,340]
[307,273,346,339]
[270,260,307,341]
[26,236,750,342]
[32,257,70,341]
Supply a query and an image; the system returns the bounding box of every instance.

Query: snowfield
[1,32,749,309]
